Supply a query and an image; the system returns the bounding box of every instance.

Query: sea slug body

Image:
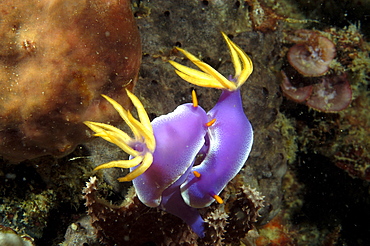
[132,97,209,237]
[85,90,209,237]
[132,99,208,208]
[169,32,254,208]
[181,89,253,208]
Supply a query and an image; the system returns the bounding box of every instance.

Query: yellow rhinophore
[168,32,253,91]
[84,89,155,182]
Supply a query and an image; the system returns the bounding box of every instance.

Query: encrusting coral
[0,0,141,162]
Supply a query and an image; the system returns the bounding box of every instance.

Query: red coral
[287,30,336,77]
[280,71,313,103]
[307,74,352,112]
[281,72,352,112]
[281,30,352,112]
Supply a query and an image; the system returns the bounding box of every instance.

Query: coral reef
[0,187,56,238]
[0,147,92,242]
[2,0,369,245]
[286,24,370,181]
[280,20,370,246]
[0,0,141,162]
[68,1,291,244]
[75,175,263,246]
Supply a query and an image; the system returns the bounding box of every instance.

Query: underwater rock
[245,0,285,32]
[335,146,370,181]
[0,0,141,162]
[0,225,35,246]
[0,187,57,239]
[62,214,100,246]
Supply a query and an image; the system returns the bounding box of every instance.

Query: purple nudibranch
[181,90,253,208]
[169,32,254,209]
[84,32,253,238]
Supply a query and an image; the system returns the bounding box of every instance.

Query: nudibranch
[84,33,254,238]
[169,32,254,208]
[84,90,209,236]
